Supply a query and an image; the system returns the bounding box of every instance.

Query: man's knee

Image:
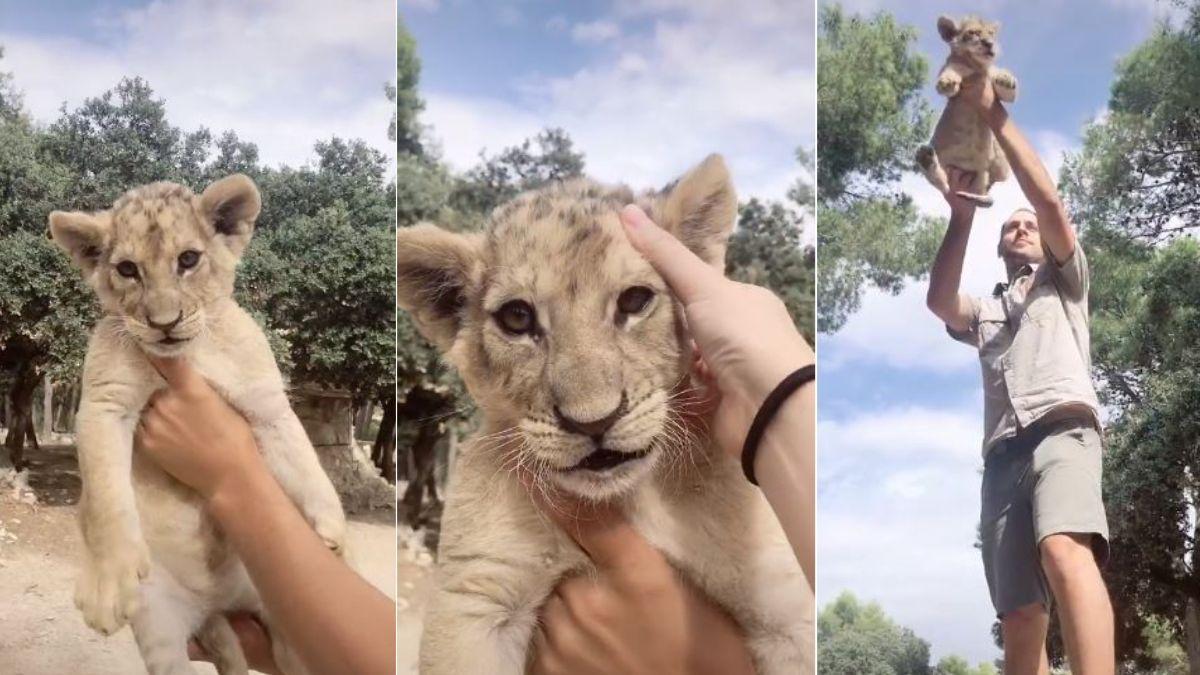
[1002,602,1048,632]
[1040,533,1097,585]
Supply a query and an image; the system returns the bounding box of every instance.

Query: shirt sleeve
[1050,237,1088,300]
[945,294,982,348]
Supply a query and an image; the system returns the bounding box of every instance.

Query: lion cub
[916,15,1017,207]
[49,175,347,675]
[397,155,812,674]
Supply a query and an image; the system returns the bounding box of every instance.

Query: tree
[816,4,943,332]
[447,127,585,223]
[1058,2,1200,669]
[727,195,816,343]
[818,591,932,675]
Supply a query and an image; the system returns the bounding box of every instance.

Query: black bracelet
[742,365,816,486]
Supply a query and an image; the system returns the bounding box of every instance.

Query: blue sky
[819,0,1185,665]
[401,0,814,206]
[0,0,394,168]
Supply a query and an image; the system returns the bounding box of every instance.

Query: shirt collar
[994,264,1035,297]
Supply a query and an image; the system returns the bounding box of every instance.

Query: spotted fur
[398,155,813,674]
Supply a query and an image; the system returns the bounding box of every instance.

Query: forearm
[986,104,1074,258]
[208,467,395,675]
[754,383,815,589]
[926,212,973,327]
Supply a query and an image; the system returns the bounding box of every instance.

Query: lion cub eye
[617,286,654,315]
[116,261,139,279]
[495,300,537,335]
[178,250,201,270]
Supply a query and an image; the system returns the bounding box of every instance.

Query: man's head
[997,208,1044,270]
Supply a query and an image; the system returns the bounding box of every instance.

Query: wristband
[741,365,816,486]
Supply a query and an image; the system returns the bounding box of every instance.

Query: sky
[818,0,1186,665]
[0,0,395,169]
[400,0,815,209]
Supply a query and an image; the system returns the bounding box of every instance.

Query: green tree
[819,591,932,675]
[447,127,585,223]
[727,195,815,343]
[1059,2,1200,668]
[816,4,942,332]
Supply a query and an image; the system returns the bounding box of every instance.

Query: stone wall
[290,387,393,514]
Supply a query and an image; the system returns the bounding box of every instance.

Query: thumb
[145,354,199,390]
[523,472,662,573]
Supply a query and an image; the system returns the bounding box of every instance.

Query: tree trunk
[1185,597,1200,675]
[42,376,53,439]
[371,396,396,483]
[355,401,375,439]
[401,420,439,526]
[4,362,40,470]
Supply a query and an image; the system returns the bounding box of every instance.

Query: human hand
[619,204,813,461]
[134,355,264,503]
[187,613,281,675]
[943,167,979,220]
[528,487,755,675]
[957,71,999,119]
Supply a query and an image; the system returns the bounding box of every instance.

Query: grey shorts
[980,418,1109,617]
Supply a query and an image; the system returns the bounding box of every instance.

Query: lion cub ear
[201,174,261,258]
[397,224,484,351]
[652,154,737,269]
[48,211,110,274]
[937,16,960,42]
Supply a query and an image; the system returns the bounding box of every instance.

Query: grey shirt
[948,240,1101,456]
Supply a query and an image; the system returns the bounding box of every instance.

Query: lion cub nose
[554,393,628,439]
[146,311,183,333]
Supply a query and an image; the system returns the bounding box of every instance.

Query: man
[925,73,1114,675]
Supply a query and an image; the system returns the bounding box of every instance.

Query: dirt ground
[396,521,434,674]
[0,444,397,675]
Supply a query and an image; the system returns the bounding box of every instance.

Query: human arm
[961,74,1075,263]
[617,205,814,585]
[926,168,980,334]
[135,357,395,675]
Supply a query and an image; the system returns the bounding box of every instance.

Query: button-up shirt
[948,240,1101,456]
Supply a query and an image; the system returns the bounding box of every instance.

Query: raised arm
[964,75,1076,263]
[926,168,979,333]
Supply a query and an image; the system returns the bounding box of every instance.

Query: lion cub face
[398,155,735,500]
[938,15,1000,69]
[50,175,261,357]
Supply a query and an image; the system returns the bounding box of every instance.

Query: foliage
[816,3,941,332]
[446,128,585,225]
[727,196,815,343]
[818,591,932,675]
[1058,2,1200,667]
[236,205,395,399]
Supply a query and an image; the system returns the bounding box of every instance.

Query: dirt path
[396,524,434,674]
[0,444,396,675]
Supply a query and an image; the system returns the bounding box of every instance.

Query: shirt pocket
[976,300,1009,352]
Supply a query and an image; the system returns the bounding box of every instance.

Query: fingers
[522,477,662,574]
[618,204,723,305]
[145,354,200,390]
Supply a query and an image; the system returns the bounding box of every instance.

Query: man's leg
[1040,533,1114,675]
[1000,603,1050,675]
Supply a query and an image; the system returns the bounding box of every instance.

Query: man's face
[998,210,1044,267]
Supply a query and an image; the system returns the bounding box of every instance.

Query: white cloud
[2,0,394,169]
[420,0,813,203]
[571,20,621,44]
[819,404,999,664]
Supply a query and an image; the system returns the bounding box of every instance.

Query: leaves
[816,4,942,333]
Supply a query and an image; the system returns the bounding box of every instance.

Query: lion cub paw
[993,71,1018,100]
[936,72,961,97]
[74,545,151,635]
